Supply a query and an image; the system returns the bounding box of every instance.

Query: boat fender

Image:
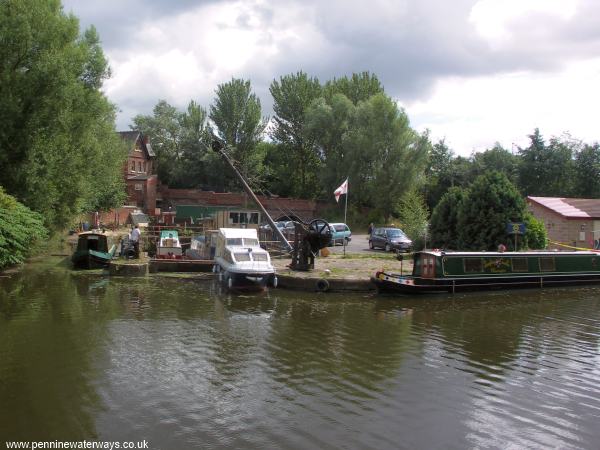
[272,275,278,288]
[227,275,233,289]
[316,279,330,292]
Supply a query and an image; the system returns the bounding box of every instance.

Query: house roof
[528,196,600,219]
[118,130,155,158]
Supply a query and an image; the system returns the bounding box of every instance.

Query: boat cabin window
[234,252,251,262]
[224,250,234,264]
[464,258,483,273]
[539,257,556,272]
[252,253,268,262]
[422,254,435,277]
[226,238,243,246]
[511,258,529,272]
[243,238,259,247]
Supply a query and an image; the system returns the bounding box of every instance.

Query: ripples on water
[1,259,600,449]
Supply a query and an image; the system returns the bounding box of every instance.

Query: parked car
[328,223,352,246]
[369,227,412,252]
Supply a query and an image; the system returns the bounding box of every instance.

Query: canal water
[2,258,600,449]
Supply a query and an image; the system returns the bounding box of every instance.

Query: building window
[142,162,145,173]
[138,161,142,172]
[229,212,239,224]
[130,161,135,172]
[250,213,259,224]
[134,183,143,191]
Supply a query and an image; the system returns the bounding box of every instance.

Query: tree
[518,129,575,196]
[429,186,467,250]
[269,72,323,198]
[397,189,430,250]
[523,213,547,249]
[572,143,600,197]
[0,0,125,227]
[344,94,429,219]
[458,172,526,251]
[470,144,520,186]
[210,78,267,187]
[323,71,385,104]
[0,186,47,269]
[304,93,355,199]
[133,100,217,189]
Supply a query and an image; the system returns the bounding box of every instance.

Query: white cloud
[469,0,580,45]
[405,57,600,155]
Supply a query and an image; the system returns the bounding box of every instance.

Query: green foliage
[323,72,385,104]
[269,72,323,198]
[458,172,526,251]
[133,100,214,189]
[397,190,429,250]
[210,78,267,185]
[0,0,125,228]
[518,129,575,196]
[0,187,47,269]
[572,143,600,197]
[523,213,547,250]
[429,186,467,250]
[345,95,429,219]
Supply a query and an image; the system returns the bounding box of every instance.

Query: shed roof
[528,196,600,219]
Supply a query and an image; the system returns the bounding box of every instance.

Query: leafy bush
[0,187,47,269]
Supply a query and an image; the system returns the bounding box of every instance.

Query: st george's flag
[334,178,348,203]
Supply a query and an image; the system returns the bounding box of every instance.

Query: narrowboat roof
[78,231,108,237]
[420,250,600,257]
[218,228,259,239]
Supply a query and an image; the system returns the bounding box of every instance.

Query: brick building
[90,131,320,228]
[527,196,600,250]
[119,131,158,212]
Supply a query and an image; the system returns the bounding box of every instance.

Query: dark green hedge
[0,187,47,270]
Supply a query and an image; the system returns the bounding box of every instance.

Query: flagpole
[343,177,348,256]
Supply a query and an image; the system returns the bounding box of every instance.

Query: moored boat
[372,250,600,294]
[156,229,183,259]
[213,228,277,291]
[72,232,117,269]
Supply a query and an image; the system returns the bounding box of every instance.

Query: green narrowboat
[72,232,117,269]
[372,250,600,294]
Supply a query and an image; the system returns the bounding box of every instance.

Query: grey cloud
[64,0,600,127]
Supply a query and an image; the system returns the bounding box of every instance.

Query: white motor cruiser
[213,228,277,290]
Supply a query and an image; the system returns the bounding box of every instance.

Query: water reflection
[2,260,600,449]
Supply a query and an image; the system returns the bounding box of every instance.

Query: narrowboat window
[234,252,251,262]
[511,258,529,272]
[253,253,268,262]
[464,258,483,273]
[539,257,556,272]
[413,255,422,275]
[226,238,243,246]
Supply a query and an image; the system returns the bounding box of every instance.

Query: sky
[62,0,600,156]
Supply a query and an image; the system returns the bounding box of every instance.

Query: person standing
[368,222,374,237]
[130,224,141,258]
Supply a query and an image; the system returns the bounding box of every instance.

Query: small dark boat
[72,232,117,269]
[372,250,600,294]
